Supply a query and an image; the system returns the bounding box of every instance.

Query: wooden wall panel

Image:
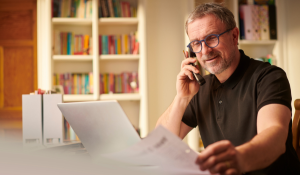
[0,10,32,40]
[3,47,34,108]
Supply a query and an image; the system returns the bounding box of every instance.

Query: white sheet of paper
[100,125,211,175]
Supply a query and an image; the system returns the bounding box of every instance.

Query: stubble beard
[201,51,234,75]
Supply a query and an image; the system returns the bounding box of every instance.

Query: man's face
[187,14,237,75]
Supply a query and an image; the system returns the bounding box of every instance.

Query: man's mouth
[206,55,218,62]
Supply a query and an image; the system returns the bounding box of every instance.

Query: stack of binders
[22,94,63,147]
[239,4,277,40]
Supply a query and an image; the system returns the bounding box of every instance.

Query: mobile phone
[188,49,206,86]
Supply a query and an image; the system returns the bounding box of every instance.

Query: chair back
[292,99,300,158]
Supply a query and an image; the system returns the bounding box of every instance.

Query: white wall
[146,0,193,131]
[285,0,300,113]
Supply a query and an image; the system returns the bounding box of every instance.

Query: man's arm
[195,103,290,174]
[156,51,200,137]
[237,103,290,172]
[156,96,194,138]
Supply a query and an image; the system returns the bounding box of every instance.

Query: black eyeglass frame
[187,28,233,53]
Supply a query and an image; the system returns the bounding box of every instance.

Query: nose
[201,42,213,55]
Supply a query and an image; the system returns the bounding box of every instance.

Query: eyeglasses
[187,28,233,53]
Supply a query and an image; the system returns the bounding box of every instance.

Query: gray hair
[185,3,236,34]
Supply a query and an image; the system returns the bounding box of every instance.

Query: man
[156,3,300,175]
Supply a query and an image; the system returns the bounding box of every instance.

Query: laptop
[57,100,141,159]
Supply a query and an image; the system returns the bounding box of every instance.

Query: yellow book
[73,74,77,94]
[89,72,93,93]
[124,34,128,54]
[117,35,121,54]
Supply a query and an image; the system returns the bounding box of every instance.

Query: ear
[232,27,239,46]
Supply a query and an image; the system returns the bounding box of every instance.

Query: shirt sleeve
[182,96,198,128]
[257,65,292,111]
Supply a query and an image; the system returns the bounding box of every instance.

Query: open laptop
[57,100,141,159]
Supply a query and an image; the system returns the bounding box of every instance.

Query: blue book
[102,35,108,54]
[85,74,89,94]
[67,32,71,55]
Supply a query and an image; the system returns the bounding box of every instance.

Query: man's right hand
[176,53,201,100]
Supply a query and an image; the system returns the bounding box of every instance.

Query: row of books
[99,33,139,55]
[53,31,92,55]
[99,0,137,18]
[100,72,139,94]
[53,72,139,94]
[239,4,277,40]
[53,31,139,55]
[52,0,93,18]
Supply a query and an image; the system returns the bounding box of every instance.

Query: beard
[200,51,234,75]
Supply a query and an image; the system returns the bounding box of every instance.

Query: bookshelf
[226,0,279,60]
[37,0,148,137]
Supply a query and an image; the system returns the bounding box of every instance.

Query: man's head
[186,3,240,77]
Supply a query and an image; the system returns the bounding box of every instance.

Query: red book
[125,2,130,17]
[133,42,139,55]
[109,35,115,54]
[121,2,126,17]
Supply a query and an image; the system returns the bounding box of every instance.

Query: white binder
[43,94,63,145]
[22,94,43,146]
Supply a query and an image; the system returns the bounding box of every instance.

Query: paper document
[101,125,211,175]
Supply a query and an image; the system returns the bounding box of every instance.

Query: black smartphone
[188,49,206,85]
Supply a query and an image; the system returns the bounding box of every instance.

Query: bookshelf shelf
[100,54,139,60]
[63,94,94,102]
[98,18,138,25]
[53,55,93,61]
[52,18,93,25]
[239,40,277,45]
[100,93,141,101]
[63,94,140,102]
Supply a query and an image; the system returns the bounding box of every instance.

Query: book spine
[268,5,277,40]
[107,0,115,17]
[99,35,102,55]
[89,72,93,93]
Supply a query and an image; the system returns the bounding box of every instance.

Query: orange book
[83,35,89,55]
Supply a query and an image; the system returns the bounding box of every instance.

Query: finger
[210,161,228,174]
[184,51,189,58]
[200,149,234,171]
[181,58,197,68]
[182,64,200,75]
[196,140,232,164]
[223,168,239,175]
[201,145,237,171]
[184,70,195,81]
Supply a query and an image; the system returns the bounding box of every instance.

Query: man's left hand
[195,140,242,175]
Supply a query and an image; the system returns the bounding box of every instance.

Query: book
[240,5,254,40]
[268,5,277,39]
[107,0,115,17]
[259,5,270,40]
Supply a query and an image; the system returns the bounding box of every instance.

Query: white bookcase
[37,0,148,137]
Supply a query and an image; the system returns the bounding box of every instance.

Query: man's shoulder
[247,58,286,78]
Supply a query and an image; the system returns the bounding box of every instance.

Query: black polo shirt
[182,50,300,174]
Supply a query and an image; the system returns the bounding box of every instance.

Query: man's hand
[177,51,200,99]
[195,140,242,175]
